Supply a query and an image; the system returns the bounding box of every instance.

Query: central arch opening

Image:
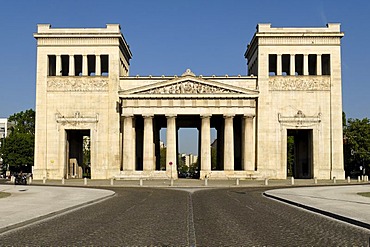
[176,115,200,178]
[178,128,199,178]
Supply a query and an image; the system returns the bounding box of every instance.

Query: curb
[263,192,370,230]
[0,191,116,235]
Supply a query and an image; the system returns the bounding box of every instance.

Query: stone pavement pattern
[0,183,370,246]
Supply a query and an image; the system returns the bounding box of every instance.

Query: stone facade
[33,23,345,180]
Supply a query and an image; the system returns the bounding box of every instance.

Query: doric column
[95,55,101,76]
[316,54,322,75]
[242,114,255,171]
[69,55,75,76]
[56,55,61,76]
[290,54,295,76]
[201,114,211,173]
[276,54,282,76]
[223,114,234,171]
[166,115,177,178]
[82,55,88,76]
[123,115,135,171]
[303,54,309,75]
[143,114,155,171]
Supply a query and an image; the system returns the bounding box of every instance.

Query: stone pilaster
[223,114,234,171]
[69,55,74,76]
[200,114,211,175]
[96,55,101,76]
[56,54,61,76]
[242,114,255,171]
[123,115,135,171]
[143,114,154,171]
[290,54,295,75]
[166,115,177,178]
[82,55,88,76]
[317,54,322,75]
[277,54,282,76]
[303,54,309,75]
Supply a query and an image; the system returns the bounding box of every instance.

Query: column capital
[201,114,211,119]
[243,114,255,119]
[142,114,154,118]
[165,114,177,119]
[122,113,134,118]
[223,114,235,119]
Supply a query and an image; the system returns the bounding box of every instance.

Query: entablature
[119,69,258,98]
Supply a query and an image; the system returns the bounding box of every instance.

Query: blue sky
[0,0,369,154]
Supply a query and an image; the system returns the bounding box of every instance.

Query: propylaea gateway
[33,23,345,180]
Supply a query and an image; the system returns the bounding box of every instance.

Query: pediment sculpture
[138,80,239,94]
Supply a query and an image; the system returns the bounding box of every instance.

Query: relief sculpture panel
[47,77,109,92]
[140,80,238,94]
[269,76,330,91]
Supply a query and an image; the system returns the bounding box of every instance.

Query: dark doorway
[287,129,313,178]
[66,129,91,178]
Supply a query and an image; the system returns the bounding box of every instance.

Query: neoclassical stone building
[33,23,345,180]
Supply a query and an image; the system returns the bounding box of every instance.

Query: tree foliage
[0,109,35,172]
[343,115,370,177]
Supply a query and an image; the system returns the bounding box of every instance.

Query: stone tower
[245,23,344,179]
[33,24,132,179]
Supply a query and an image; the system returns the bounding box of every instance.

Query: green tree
[343,117,370,177]
[287,136,295,177]
[211,146,217,170]
[160,147,166,170]
[0,109,35,173]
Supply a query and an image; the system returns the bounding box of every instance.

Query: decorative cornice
[37,37,119,46]
[278,110,321,127]
[259,36,341,45]
[269,76,330,91]
[47,77,109,92]
[55,112,99,126]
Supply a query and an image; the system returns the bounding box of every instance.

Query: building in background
[0,118,7,140]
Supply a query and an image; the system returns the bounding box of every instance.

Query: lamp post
[169,161,173,186]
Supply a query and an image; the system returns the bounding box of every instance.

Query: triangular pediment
[121,75,258,97]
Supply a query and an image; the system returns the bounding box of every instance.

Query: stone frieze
[47,77,109,92]
[269,76,330,91]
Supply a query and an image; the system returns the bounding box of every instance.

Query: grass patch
[358,192,370,198]
[0,192,11,199]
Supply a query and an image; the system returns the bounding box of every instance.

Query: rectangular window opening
[87,55,96,76]
[269,54,277,76]
[282,54,290,76]
[48,55,56,76]
[322,54,331,75]
[74,55,82,76]
[101,55,109,76]
[295,54,303,75]
[61,55,69,76]
[308,54,317,75]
